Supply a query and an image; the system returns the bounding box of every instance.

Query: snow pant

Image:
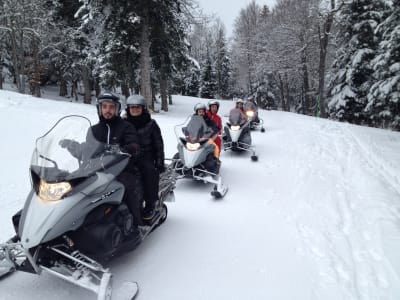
[207,138,220,158]
[215,135,222,153]
[239,126,252,145]
[137,159,160,209]
[117,171,143,226]
[204,153,220,174]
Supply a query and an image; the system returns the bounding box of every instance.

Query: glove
[59,139,80,158]
[59,139,73,148]
[104,144,120,153]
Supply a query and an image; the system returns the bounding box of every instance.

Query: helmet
[126,94,147,110]
[236,98,244,105]
[208,100,220,109]
[96,92,121,116]
[193,103,207,113]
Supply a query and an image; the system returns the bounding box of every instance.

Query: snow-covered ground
[0,89,400,300]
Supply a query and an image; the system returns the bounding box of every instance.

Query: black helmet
[126,94,147,110]
[193,103,207,113]
[96,92,121,116]
[208,100,220,110]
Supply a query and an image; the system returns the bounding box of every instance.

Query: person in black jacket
[60,92,143,226]
[125,94,165,221]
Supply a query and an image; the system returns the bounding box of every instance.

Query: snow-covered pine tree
[200,53,217,99]
[327,0,389,125]
[212,20,232,99]
[367,0,400,130]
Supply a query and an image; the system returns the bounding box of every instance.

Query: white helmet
[126,94,147,109]
[193,103,207,113]
[208,100,220,110]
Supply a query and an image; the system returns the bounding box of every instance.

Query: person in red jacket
[206,100,222,152]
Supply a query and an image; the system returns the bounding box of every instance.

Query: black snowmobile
[0,115,176,300]
[244,101,265,132]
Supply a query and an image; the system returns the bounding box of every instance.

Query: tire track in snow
[283,120,400,300]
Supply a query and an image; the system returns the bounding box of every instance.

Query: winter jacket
[200,114,219,136]
[206,111,222,134]
[126,112,165,170]
[90,116,140,172]
[206,111,222,150]
[229,108,247,126]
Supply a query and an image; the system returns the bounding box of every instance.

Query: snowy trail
[267,115,400,300]
[1,92,400,300]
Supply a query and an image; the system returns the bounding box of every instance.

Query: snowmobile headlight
[246,110,255,117]
[38,180,72,202]
[186,142,200,151]
[231,125,241,131]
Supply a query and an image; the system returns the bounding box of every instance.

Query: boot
[142,202,156,220]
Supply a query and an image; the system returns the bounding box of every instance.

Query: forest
[0,0,399,130]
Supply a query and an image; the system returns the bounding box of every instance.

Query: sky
[196,0,277,37]
[0,88,400,300]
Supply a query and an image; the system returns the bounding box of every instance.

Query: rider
[223,98,250,144]
[244,96,260,123]
[229,98,247,126]
[193,103,220,158]
[206,100,222,152]
[125,94,165,221]
[61,92,144,226]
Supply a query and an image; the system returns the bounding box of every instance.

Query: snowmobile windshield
[181,115,212,143]
[244,101,257,111]
[30,115,130,182]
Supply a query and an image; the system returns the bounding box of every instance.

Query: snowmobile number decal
[91,188,121,203]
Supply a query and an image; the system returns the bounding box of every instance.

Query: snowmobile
[222,111,258,161]
[0,115,176,300]
[172,115,228,198]
[244,101,265,132]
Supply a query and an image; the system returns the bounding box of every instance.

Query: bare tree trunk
[318,0,336,118]
[9,28,23,93]
[30,38,41,97]
[81,65,92,104]
[121,82,130,99]
[59,77,68,97]
[301,50,310,115]
[140,11,153,111]
[160,74,168,112]
[0,64,3,89]
[284,73,290,112]
[277,72,289,111]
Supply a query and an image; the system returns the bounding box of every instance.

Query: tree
[200,53,217,99]
[212,20,232,99]
[367,0,400,129]
[232,0,261,96]
[327,0,389,124]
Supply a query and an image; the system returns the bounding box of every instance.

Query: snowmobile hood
[20,172,121,249]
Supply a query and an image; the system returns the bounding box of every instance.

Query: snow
[1,89,400,300]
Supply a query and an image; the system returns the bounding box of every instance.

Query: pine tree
[213,26,232,99]
[367,0,400,130]
[327,0,388,124]
[200,54,217,99]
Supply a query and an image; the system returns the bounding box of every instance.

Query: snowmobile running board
[223,141,258,161]
[0,242,139,300]
[173,162,228,199]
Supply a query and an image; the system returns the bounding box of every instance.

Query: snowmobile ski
[0,264,15,279]
[112,281,139,300]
